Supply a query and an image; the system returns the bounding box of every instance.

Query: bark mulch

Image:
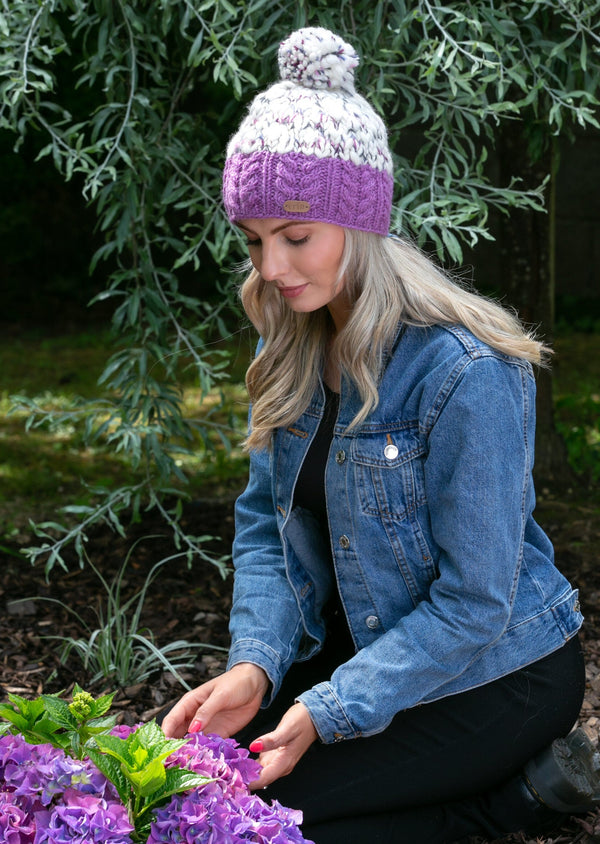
[1,490,599,843]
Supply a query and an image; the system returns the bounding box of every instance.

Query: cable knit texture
[222,27,393,235]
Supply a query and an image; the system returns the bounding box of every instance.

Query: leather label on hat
[283,200,311,213]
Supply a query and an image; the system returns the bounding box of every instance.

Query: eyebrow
[238,221,312,236]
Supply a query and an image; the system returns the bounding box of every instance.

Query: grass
[0,325,598,544]
[0,326,253,543]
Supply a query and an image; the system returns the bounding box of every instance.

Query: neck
[327,289,352,333]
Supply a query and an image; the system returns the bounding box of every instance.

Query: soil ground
[1,487,600,843]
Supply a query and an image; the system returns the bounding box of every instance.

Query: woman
[163,27,599,843]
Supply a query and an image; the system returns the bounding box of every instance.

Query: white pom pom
[278,27,359,93]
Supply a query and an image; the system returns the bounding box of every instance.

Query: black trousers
[235,634,585,844]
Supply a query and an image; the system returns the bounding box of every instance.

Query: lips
[277,284,308,299]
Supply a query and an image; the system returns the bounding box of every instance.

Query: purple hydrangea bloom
[148,787,312,844]
[33,789,134,844]
[235,795,308,844]
[0,735,130,844]
[165,734,261,799]
[0,790,36,844]
[0,736,117,811]
[148,794,211,843]
[147,733,313,844]
[108,725,139,741]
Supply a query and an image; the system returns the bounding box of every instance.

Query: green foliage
[1,0,269,571]
[555,393,600,482]
[553,333,600,483]
[0,684,116,758]
[88,721,208,840]
[1,1,599,570]
[27,541,228,688]
[0,689,209,841]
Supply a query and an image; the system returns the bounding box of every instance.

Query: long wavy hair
[240,230,550,452]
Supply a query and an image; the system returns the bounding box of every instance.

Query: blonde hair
[240,231,550,451]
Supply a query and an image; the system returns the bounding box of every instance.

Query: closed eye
[245,235,310,247]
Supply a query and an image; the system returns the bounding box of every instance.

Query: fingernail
[189,719,203,734]
[249,739,263,753]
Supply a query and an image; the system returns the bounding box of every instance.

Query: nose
[258,240,288,283]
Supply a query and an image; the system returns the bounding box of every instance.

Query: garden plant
[1,0,599,575]
[24,542,228,690]
[0,687,310,843]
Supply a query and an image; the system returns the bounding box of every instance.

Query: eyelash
[245,236,310,247]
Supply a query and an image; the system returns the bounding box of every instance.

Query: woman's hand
[248,702,318,789]
[161,663,269,739]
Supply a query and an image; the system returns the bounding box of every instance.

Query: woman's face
[238,218,350,331]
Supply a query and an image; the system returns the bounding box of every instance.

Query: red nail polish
[249,739,263,753]
[189,719,203,734]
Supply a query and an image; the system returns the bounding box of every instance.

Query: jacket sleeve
[226,441,305,704]
[297,356,545,742]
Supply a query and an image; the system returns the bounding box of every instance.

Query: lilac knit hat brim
[223,151,393,236]
[222,28,394,236]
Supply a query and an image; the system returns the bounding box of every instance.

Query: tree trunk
[496,127,573,486]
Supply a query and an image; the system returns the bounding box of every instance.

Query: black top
[293,383,339,523]
[292,384,354,654]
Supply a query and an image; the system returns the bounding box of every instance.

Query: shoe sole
[525,728,600,814]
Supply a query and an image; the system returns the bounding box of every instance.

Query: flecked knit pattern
[278,26,358,92]
[222,27,394,234]
[226,85,392,175]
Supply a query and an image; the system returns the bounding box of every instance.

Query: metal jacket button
[366,615,380,629]
[384,443,399,460]
[339,535,350,549]
[335,450,346,464]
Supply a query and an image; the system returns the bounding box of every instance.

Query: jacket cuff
[296,682,361,744]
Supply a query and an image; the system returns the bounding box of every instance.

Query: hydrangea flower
[0,790,36,844]
[0,731,312,844]
[165,733,261,799]
[0,735,131,844]
[34,789,134,844]
[0,736,116,811]
[148,788,310,844]
[148,734,313,844]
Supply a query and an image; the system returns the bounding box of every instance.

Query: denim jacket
[227,324,583,744]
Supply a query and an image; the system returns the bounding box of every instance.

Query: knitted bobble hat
[222,27,394,236]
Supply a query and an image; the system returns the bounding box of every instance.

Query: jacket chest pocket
[351,429,427,521]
